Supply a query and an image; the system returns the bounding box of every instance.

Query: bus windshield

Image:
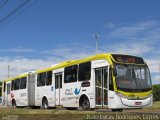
[115,64,152,92]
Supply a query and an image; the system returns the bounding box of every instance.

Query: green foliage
[153,84,160,101]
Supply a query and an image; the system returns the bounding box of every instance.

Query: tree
[153,84,160,101]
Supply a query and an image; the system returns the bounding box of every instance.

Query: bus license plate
[135,102,142,105]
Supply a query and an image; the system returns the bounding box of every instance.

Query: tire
[81,97,90,110]
[42,98,48,109]
[12,100,17,108]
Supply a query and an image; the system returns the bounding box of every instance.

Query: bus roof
[36,53,145,74]
[3,71,35,83]
[2,53,145,82]
[36,53,113,73]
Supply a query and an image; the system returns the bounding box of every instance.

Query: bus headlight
[116,92,127,99]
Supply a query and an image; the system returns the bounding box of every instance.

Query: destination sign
[111,54,145,64]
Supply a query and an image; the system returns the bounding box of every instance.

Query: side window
[11,81,14,91]
[55,75,58,89]
[14,79,20,90]
[78,62,91,81]
[37,72,46,87]
[60,74,62,88]
[64,65,78,83]
[46,71,52,86]
[20,77,27,89]
[3,82,6,92]
[109,68,114,91]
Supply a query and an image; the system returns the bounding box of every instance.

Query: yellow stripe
[36,53,113,73]
[3,73,28,82]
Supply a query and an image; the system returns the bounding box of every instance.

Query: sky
[0,0,160,84]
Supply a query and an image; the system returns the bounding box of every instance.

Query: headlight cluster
[116,92,152,100]
[115,92,128,99]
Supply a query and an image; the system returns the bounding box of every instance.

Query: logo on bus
[74,87,81,95]
[65,88,73,95]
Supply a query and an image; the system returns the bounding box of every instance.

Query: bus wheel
[42,98,48,109]
[81,97,90,110]
[12,100,17,108]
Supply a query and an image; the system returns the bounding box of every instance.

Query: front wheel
[81,98,90,110]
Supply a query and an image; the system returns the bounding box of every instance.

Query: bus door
[95,67,108,107]
[6,83,11,106]
[55,73,63,106]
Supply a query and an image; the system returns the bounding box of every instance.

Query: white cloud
[104,42,153,56]
[146,59,160,73]
[0,57,59,81]
[106,21,158,39]
[42,44,95,60]
[0,47,35,53]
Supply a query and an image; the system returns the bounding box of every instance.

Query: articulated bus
[1,53,152,111]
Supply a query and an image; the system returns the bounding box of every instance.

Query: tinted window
[14,79,20,90]
[46,71,52,86]
[55,74,62,89]
[55,75,58,89]
[3,82,6,92]
[78,62,91,81]
[20,77,27,89]
[37,72,46,87]
[60,74,62,88]
[11,81,14,90]
[109,68,114,91]
[64,65,78,83]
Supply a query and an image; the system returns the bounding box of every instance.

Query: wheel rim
[82,100,89,109]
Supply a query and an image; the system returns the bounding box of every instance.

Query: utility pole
[93,34,100,54]
[8,65,10,78]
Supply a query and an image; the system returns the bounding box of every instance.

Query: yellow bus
[2,53,152,111]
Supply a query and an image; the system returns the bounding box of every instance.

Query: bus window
[37,72,46,87]
[78,62,91,81]
[11,81,14,90]
[3,82,6,92]
[64,65,78,83]
[20,77,27,89]
[14,79,20,90]
[109,68,114,91]
[46,71,52,86]
[60,74,62,88]
[55,75,58,89]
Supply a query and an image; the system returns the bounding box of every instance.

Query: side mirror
[112,67,117,76]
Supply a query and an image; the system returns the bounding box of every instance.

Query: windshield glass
[115,64,152,92]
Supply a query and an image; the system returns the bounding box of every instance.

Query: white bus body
[2,54,152,111]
